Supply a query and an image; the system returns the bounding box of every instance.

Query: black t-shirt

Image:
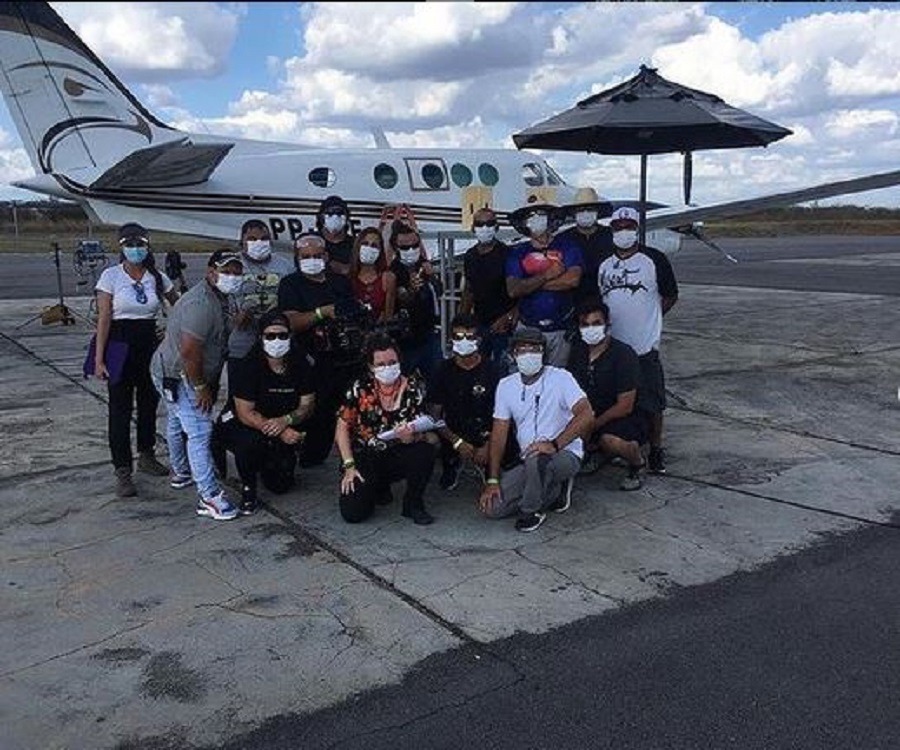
[226,347,315,419]
[277,270,356,351]
[428,357,501,443]
[462,240,515,327]
[568,337,639,416]
[558,225,614,303]
[392,260,441,344]
[325,235,354,268]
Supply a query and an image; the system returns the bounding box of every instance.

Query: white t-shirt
[493,365,586,459]
[598,251,662,355]
[95,264,173,320]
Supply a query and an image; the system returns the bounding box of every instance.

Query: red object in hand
[521,251,552,276]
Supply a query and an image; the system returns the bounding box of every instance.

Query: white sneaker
[196,492,238,521]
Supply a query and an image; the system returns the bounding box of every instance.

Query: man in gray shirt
[151,249,243,520]
[228,219,295,360]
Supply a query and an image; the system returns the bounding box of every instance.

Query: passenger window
[451,163,473,187]
[308,167,335,188]
[374,163,398,189]
[478,163,499,186]
[405,158,449,191]
[522,163,544,187]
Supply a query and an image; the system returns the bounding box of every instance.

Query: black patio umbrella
[512,65,793,243]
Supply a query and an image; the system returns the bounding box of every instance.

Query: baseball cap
[610,207,640,226]
[207,248,243,269]
[118,222,149,244]
[511,328,545,349]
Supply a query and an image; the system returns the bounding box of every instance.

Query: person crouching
[213,311,315,515]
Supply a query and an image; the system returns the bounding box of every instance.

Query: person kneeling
[335,332,437,525]
[215,311,315,515]
[568,300,646,491]
[478,329,594,533]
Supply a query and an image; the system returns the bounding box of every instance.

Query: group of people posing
[91,189,677,533]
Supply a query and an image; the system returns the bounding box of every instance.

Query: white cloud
[141,84,179,109]
[825,109,899,140]
[53,2,243,80]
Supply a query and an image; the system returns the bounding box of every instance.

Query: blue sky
[2,1,900,208]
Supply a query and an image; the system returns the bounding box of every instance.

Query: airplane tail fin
[0,1,179,177]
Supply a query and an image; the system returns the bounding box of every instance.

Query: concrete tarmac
[1,235,899,748]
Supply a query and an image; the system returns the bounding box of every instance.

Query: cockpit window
[545,163,565,186]
[478,162,499,186]
[522,163,544,187]
[374,163,398,189]
[308,167,335,188]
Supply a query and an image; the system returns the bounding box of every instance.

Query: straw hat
[561,187,612,220]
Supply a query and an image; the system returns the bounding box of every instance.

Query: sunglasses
[451,332,478,341]
[473,220,497,227]
[262,331,290,341]
[132,280,147,304]
[396,243,419,252]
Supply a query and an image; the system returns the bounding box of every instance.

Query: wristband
[194,381,207,391]
[452,437,464,451]
[551,438,560,452]
[285,413,294,426]
[342,458,356,469]
[486,478,500,486]
[315,307,324,322]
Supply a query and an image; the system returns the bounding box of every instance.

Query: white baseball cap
[610,207,640,226]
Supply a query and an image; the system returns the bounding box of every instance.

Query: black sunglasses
[396,243,419,251]
[451,332,478,341]
[263,331,290,341]
[473,220,497,227]
[132,280,147,304]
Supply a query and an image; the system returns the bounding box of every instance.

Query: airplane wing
[89,138,234,190]
[644,169,900,230]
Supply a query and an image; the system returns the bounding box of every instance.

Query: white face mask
[245,239,271,261]
[399,248,420,266]
[516,351,543,377]
[299,257,326,276]
[525,214,548,236]
[575,210,597,228]
[613,229,639,249]
[580,324,607,346]
[359,245,381,265]
[452,338,479,357]
[215,272,243,295]
[263,338,291,358]
[474,225,496,244]
[323,214,346,233]
[373,362,401,385]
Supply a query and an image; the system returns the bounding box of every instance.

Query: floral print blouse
[338,373,427,449]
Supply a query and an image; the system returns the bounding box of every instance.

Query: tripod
[16,242,93,330]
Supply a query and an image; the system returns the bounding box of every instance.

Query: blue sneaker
[170,473,193,490]
[196,492,238,521]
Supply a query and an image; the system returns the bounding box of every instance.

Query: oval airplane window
[478,163,499,186]
[374,163,398,189]
[308,167,335,188]
[451,163,472,187]
[522,163,544,187]
[421,163,446,189]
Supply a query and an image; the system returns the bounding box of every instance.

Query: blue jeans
[154,376,221,501]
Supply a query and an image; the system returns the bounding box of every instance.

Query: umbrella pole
[639,153,648,247]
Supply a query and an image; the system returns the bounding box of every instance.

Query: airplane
[2,0,900,260]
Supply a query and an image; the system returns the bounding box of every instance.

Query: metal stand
[16,242,93,330]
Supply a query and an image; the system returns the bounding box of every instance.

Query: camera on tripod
[313,299,411,366]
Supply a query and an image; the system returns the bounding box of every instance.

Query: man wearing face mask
[505,199,584,368]
[428,313,509,492]
[229,219,295,360]
[568,299,645,490]
[150,249,245,521]
[559,187,614,304]
[598,207,679,475]
[277,232,358,466]
[460,207,517,365]
[479,329,593,533]
[316,195,355,277]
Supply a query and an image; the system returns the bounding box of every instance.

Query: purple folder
[82,335,129,385]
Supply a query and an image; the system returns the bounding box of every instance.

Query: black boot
[401,496,434,525]
[239,483,258,516]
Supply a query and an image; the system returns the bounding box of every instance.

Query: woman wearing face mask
[93,222,179,497]
[349,227,396,323]
[389,221,442,382]
[335,332,438,525]
[316,195,355,276]
[212,311,316,515]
